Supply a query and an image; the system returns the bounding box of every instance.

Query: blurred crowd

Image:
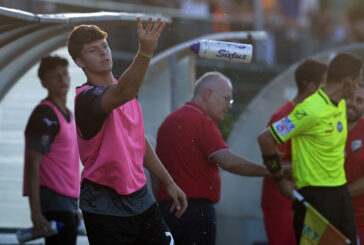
[120,0,364,65]
[1,0,364,65]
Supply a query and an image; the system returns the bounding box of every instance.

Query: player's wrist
[138,50,153,59]
[138,47,154,59]
[273,175,285,184]
[161,175,175,188]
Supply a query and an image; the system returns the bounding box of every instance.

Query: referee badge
[274,116,296,137]
[337,121,343,132]
[351,140,362,152]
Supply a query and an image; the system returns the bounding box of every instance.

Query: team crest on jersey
[93,86,105,95]
[43,118,58,126]
[274,116,296,137]
[294,109,307,120]
[351,140,362,152]
[325,123,334,133]
[337,121,343,132]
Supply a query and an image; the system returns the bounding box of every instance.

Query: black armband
[262,153,282,173]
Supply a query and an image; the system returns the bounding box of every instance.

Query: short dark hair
[37,55,68,81]
[67,25,108,60]
[347,0,364,22]
[327,53,363,84]
[295,59,328,93]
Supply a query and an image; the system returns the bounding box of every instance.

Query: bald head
[193,72,232,99]
[191,72,233,122]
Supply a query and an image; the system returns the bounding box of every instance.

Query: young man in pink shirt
[23,55,80,244]
[68,18,187,244]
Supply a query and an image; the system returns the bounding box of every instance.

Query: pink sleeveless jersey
[23,100,80,198]
[75,85,146,195]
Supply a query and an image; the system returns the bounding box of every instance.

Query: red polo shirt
[261,101,296,245]
[156,102,229,203]
[261,101,295,210]
[345,117,364,237]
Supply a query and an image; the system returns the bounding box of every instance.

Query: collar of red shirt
[184,102,207,115]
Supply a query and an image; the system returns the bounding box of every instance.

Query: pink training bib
[75,85,146,195]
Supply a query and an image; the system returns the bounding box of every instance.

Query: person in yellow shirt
[257,53,363,244]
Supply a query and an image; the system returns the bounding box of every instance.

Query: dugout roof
[0,6,170,101]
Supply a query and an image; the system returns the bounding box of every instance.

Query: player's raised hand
[137,17,166,58]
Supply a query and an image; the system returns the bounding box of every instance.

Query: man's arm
[347,176,364,197]
[25,150,50,236]
[211,150,269,177]
[257,128,295,200]
[101,17,165,113]
[143,136,187,217]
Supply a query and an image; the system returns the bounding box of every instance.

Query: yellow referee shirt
[269,87,347,189]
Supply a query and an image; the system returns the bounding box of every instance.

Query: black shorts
[44,211,78,245]
[159,199,216,245]
[293,185,357,245]
[83,203,173,245]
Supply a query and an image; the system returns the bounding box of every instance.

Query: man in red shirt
[156,71,269,245]
[345,83,364,244]
[261,59,328,245]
